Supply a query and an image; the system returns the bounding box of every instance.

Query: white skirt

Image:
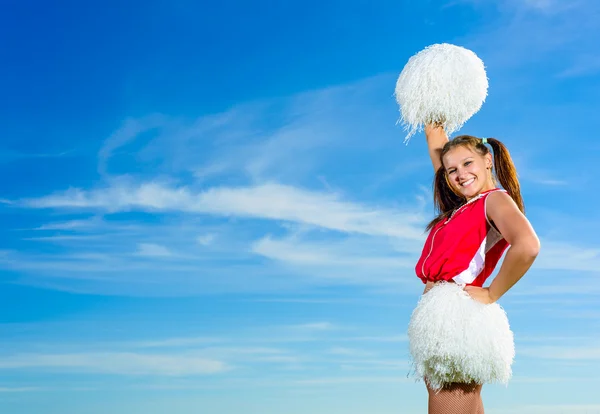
[407,282,515,391]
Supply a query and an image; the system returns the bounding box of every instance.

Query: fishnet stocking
[426,381,484,414]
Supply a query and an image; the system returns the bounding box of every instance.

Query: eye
[464,161,472,166]
[447,169,456,174]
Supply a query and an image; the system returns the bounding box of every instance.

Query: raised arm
[424,123,449,172]
[486,191,540,301]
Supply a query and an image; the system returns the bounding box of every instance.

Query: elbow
[513,235,540,259]
[524,236,541,259]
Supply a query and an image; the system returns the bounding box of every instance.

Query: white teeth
[461,178,475,187]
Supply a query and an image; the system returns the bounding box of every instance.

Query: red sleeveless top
[415,188,509,287]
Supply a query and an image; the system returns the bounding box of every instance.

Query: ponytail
[486,137,525,214]
[426,135,525,231]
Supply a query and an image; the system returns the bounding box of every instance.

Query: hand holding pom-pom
[424,122,445,137]
[395,43,488,143]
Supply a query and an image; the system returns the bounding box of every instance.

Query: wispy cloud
[0,148,76,164]
[338,359,409,372]
[293,376,409,385]
[251,233,418,285]
[97,114,167,176]
[196,233,215,246]
[452,0,600,78]
[288,322,338,332]
[93,74,397,185]
[328,347,374,357]
[0,72,427,297]
[0,352,228,376]
[520,345,600,360]
[127,337,223,349]
[509,376,573,383]
[0,386,44,393]
[21,181,425,239]
[521,0,554,10]
[136,243,173,258]
[488,404,600,414]
[557,54,600,78]
[447,0,574,13]
[343,335,408,343]
[534,240,600,273]
[252,235,419,267]
[32,217,103,231]
[519,167,568,187]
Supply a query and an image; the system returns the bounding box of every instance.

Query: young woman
[407,123,540,414]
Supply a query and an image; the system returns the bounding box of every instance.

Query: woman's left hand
[463,286,496,304]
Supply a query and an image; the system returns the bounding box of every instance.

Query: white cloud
[521,0,556,11]
[519,167,568,186]
[453,0,584,14]
[22,235,104,242]
[508,376,570,383]
[98,114,167,176]
[0,387,43,393]
[293,376,409,385]
[251,233,418,285]
[4,73,434,296]
[9,187,600,297]
[557,53,600,78]
[0,247,320,296]
[338,359,409,371]
[290,322,337,331]
[136,243,173,258]
[33,217,102,231]
[22,181,426,239]
[328,347,374,357]
[516,335,599,343]
[343,335,408,343]
[451,0,600,80]
[252,235,417,268]
[196,233,215,246]
[92,74,397,186]
[510,283,600,297]
[0,352,228,376]
[534,240,600,273]
[127,337,223,348]
[487,404,600,414]
[520,345,600,360]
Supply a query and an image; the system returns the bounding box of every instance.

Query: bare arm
[486,191,540,301]
[424,123,449,172]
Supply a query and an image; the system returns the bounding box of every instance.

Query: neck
[465,180,496,201]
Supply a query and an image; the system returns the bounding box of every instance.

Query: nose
[457,168,469,180]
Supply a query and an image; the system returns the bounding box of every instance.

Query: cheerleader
[407,123,540,413]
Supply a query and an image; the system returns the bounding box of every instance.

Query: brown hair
[426,135,525,231]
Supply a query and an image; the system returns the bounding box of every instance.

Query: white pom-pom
[395,43,488,144]
[407,282,514,391]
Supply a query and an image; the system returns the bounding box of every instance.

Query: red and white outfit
[416,188,509,287]
[407,188,515,392]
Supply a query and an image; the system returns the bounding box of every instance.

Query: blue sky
[0,0,599,413]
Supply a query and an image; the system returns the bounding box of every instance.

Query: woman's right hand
[424,122,444,137]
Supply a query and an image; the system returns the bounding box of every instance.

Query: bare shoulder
[485,190,537,247]
[486,190,520,215]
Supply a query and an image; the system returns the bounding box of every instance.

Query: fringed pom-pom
[407,283,514,391]
[395,43,488,144]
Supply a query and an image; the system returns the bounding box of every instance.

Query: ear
[485,153,493,169]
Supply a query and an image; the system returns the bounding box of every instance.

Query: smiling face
[442,145,495,200]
